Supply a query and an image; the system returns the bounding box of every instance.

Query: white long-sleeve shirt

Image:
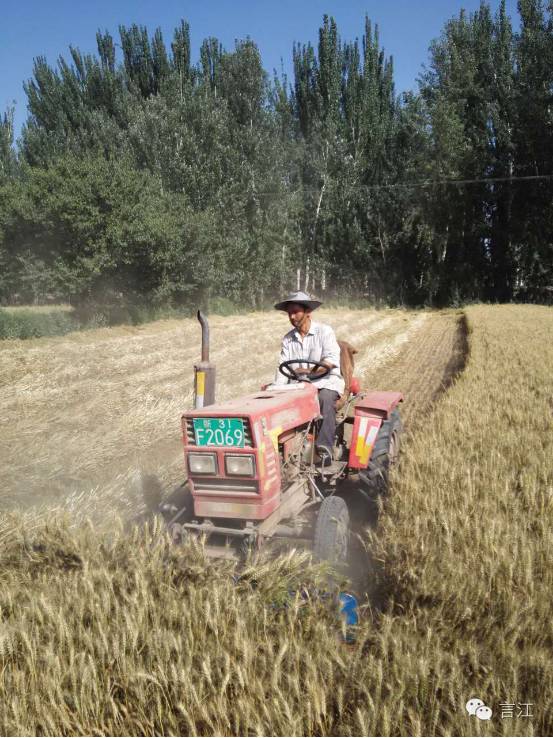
[273,320,345,395]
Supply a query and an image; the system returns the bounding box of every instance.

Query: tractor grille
[184,417,253,447]
[184,419,195,444]
[193,478,259,495]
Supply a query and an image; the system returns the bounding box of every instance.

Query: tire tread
[313,496,349,564]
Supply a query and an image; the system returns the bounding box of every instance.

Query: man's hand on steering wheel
[278,359,332,382]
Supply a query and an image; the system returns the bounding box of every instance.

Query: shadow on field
[435,312,469,403]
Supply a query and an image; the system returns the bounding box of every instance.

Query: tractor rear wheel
[360,408,402,495]
[313,496,350,566]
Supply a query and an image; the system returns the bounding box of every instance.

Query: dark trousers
[317,388,340,451]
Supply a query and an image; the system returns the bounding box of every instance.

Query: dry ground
[0,306,463,520]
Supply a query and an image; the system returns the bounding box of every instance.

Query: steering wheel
[278,359,331,382]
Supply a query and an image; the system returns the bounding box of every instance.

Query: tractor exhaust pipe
[194,310,216,408]
[198,309,210,362]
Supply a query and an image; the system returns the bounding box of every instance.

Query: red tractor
[145,312,403,566]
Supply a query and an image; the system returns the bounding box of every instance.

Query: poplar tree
[0,107,15,179]
[512,0,553,299]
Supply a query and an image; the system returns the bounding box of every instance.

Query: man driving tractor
[272,290,345,465]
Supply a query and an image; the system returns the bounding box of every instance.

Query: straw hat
[274,290,322,312]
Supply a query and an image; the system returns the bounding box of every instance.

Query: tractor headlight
[225,454,255,477]
[188,453,217,475]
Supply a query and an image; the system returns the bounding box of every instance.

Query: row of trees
[1,1,552,310]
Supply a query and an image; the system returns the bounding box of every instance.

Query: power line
[378,173,553,189]
[244,172,553,198]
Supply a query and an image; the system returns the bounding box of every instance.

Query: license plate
[193,417,245,447]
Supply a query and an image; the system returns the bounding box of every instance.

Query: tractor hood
[187,382,318,423]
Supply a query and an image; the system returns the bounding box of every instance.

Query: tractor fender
[348,391,403,469]
[354,390,403,419]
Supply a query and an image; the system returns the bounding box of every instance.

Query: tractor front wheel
[160,482,194,524]
[313,496,350,566]
[136,472,194,525]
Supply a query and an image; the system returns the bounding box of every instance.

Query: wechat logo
[466,698,493,721]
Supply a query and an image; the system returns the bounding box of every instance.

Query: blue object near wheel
[339,592,359,643]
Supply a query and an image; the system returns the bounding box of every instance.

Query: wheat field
[0,304,551,735]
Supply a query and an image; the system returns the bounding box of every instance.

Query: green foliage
[0,308,78,339]
[1,6,552,313]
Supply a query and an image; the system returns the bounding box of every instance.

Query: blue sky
[2,0,520,141]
